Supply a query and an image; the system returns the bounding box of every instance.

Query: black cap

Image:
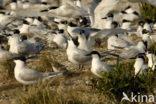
[14,29,20,34]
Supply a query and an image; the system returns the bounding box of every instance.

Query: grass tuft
[15,81,111,104]
[139,2,156,20]
[0,60,15,80]
[89,60,156,103]
[32,54,53,72]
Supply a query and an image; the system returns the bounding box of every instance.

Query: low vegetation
[139,2,156,20]
[0,60,15,81]
[15,81,112,104]
[89,60,156,103]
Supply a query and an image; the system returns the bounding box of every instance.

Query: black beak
[102,17,107,19]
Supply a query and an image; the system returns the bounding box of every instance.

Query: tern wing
[89,0,102,26]
[120,48,139,59]
[90,28,128,39]
[19,68,43,81]
[73,49,91,64]
[73,54,91,64]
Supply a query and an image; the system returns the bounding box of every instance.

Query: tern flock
[0,0,155,84]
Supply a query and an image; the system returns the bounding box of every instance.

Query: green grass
[89,59,156,103]
[139,2,156,20]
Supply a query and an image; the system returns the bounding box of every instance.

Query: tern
[8,33,45,56]
[146,51,156,71]
[13,57,64,85]
[134,53,147,75]
[87,51,112,78]
[119,41,148,59]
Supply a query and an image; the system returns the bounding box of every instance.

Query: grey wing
[72,27,100,34]
[31,42,45,54]
[119,48,139,59]
[73,50,91,64]
[73,54,91,64]
[95,66,111,77]
[93,28,128,39]
[21,41,45,54]
[18,42,29,55]
[19,68,43,81]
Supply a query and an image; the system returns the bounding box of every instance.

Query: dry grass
[28,52,54,72]
[15,80,114,104]
[0,60,15,81]
[147,42,156,52]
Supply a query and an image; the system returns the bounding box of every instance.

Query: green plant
[139,2,156,20]
[89,59,156,103]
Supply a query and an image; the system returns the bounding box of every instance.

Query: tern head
[67,37,79,48]
[0,45,4,50]
[23,20,29,25]
[23,0,29,3]
[87,51,101,58]
[0,11,5,15]
[107,13,114,18]
[111,21,119,28]
[133,11,139,16]
[146,50,155,58]
[13,56,26,64]
[79,30,85,35]
[145,19,153,24]
[12,0,17,3]
[146,50,153,55]
[122,19,131,23]
[40,9,49,12]
[60,21,68,25]
[78,17,88,26]
[142,29,150,35]
[124,5,131,10]
[101,17,107,19]
[58,29,64,34]
[20,35,27,41]
[13,29,20,35]
[37,17,43,22]
[41,2,48,5]
[115,34,118,37]
[138,21,145,27]
[49,6,59,10]
[121,11,127,14]
[136,53,145,61]
[68,22,77,27]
